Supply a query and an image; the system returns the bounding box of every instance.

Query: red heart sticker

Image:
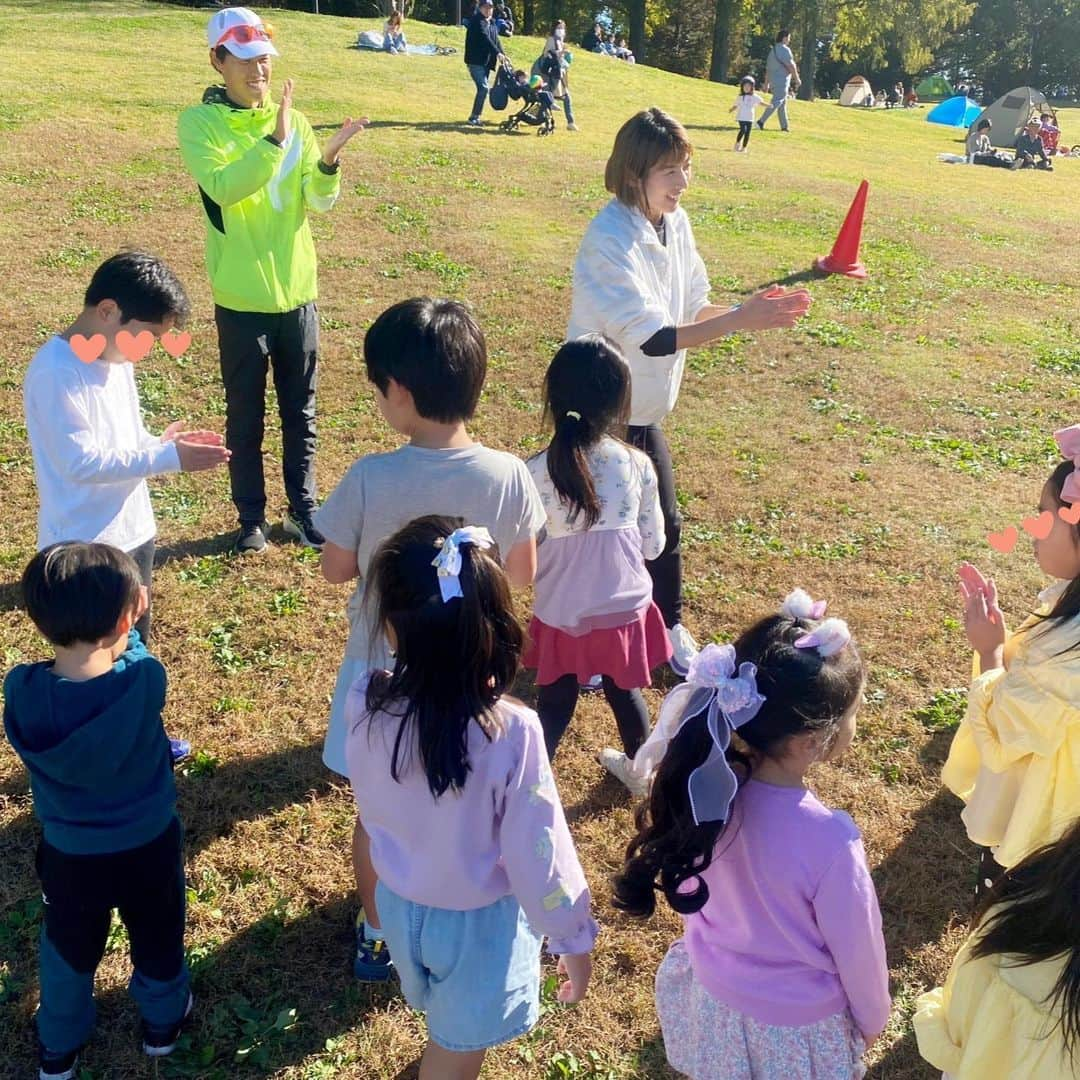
[987,526,1018,554]
[1059,504,1080,526]
[115,329,155,363]
[70,333,106,364]
[1021,511,1054,540]
[160,330,192,358]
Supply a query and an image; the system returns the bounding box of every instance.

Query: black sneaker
[38,1046,80,1080]
[282,510,325,549]
[756,118,765,130]
[234,521,269,555]
[142,992,194,1058]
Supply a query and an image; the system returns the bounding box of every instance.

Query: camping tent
[839,76,873,107]
[916,74,953,100]
[969,86,1049,148]
[927,95,983,127]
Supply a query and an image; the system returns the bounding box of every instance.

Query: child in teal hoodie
[3,542,190,1080]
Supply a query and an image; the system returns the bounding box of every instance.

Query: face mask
[555,27,565,39]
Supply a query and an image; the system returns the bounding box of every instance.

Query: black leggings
[538,673,651,761]
[736,120,752,148]
[627,424,681,627]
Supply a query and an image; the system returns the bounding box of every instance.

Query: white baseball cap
[207,7,279,59]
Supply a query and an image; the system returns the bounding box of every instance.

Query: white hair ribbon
[794,618,851,657]
[631,643,766,825]
[431,526,494,603]
[781,588,828,620]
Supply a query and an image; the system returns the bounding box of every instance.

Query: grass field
[1,2,1079,1077]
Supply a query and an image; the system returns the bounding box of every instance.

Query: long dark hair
[1031,459,1080,647]
[540,335,631,529]
[613,611,865,918]
[971,817,1080,1062]
[363,515,524,798]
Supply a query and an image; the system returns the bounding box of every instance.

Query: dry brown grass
[1,2,1079,1077]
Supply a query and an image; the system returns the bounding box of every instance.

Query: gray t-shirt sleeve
[313,460,365,553]
[510,457,547,548]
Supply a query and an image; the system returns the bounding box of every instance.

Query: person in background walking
[758,29,800,132]
[464,0,503,126]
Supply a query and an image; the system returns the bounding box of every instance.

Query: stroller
[491,56,556,135]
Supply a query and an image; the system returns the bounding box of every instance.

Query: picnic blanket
[354,30,455,55]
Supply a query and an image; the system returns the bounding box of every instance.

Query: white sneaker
[579,674,603,692]
[597,748,650,798]
[667,623,699,676]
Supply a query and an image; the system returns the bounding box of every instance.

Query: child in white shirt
[730,76,766,152]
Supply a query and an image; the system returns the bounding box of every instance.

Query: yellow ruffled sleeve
[914,935,1073,1079]
[942,655,1080,868]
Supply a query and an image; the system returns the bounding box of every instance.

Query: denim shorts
[375,881,542,1051]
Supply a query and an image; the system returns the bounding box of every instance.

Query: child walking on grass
[730,76,765,152]
[915,816,1080,1079]
[522,335,671,791]
[3,543,191,1080]
[943,428,1080,899]
[345,515,597,1080]
[614,590,890,1079]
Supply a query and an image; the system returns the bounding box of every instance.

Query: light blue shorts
[375,881,543,1052]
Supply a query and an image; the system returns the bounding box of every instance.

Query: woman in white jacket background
[567,108,811,671]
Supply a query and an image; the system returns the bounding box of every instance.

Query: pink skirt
[523,603,671,689]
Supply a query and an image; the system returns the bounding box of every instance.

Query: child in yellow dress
[943,428,1080,898]
[914,816,1080,1079]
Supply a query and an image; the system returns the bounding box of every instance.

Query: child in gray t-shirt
[315,298,544,984]
[315,298,545,777]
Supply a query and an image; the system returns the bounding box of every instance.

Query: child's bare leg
[418,1042,485,1080]
[352,815,380,928]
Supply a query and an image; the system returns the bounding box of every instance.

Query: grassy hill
[1,2,1078,1077]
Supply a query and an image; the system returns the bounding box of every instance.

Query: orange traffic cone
[815,180,869,279]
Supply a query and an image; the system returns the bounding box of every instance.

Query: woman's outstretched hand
[737,283,813,331]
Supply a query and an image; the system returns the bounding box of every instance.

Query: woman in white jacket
[567,108,811,671]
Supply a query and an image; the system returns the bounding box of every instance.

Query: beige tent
[839,76,873,107]
[969,86,1049,148]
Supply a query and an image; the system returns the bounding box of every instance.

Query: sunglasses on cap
[215,23,275,47]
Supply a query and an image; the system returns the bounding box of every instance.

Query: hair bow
[632,643,766,825]
[431,526,494,602]
[794,618,851,657]
[1054,425,1080,504]
[780,588,827,621]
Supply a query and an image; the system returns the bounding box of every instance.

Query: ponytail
[612,709,733,917]
[539,335,632,531]
[547,412,602,528]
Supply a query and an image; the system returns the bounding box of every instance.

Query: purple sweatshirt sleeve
[497,713,599,956]
[812,837,891,1042]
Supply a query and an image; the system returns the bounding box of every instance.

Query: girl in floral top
[346,515,596,1079]
[523,336,671,794]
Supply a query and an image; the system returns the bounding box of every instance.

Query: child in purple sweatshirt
[345,515,597,1079]
[615,590,890,1080]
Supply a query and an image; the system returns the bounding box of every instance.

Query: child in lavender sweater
[346,515,597,1080]
[615,591,890,1080]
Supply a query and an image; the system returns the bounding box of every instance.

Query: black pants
[538,673,650,761]
[35,818,189,1052]
[628,424,682,627]
[128,537,154,644]
[215,303,319,526]
[736,120,752,148]
[973,152,1012,169]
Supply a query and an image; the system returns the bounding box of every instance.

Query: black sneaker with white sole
[38,1045,80,1080]
[142,992,194,1058]
[234,521,270,555]
[282,510,325,549]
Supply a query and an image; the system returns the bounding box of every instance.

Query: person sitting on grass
[965,118,1012,168]
[383,10,407,54]
[1039,111,1061,156]
[1014,118,1054,170]
[4,543,192,1080]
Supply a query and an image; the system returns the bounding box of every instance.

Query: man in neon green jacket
[179,7,367,554]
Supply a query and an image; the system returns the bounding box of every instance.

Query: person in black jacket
[464,0,503,126]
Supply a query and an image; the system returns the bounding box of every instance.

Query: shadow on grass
[0,580,21,614]
[750,267,825,290]
[153,531,243,568]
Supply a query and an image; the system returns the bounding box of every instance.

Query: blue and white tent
[926,95,983,127]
